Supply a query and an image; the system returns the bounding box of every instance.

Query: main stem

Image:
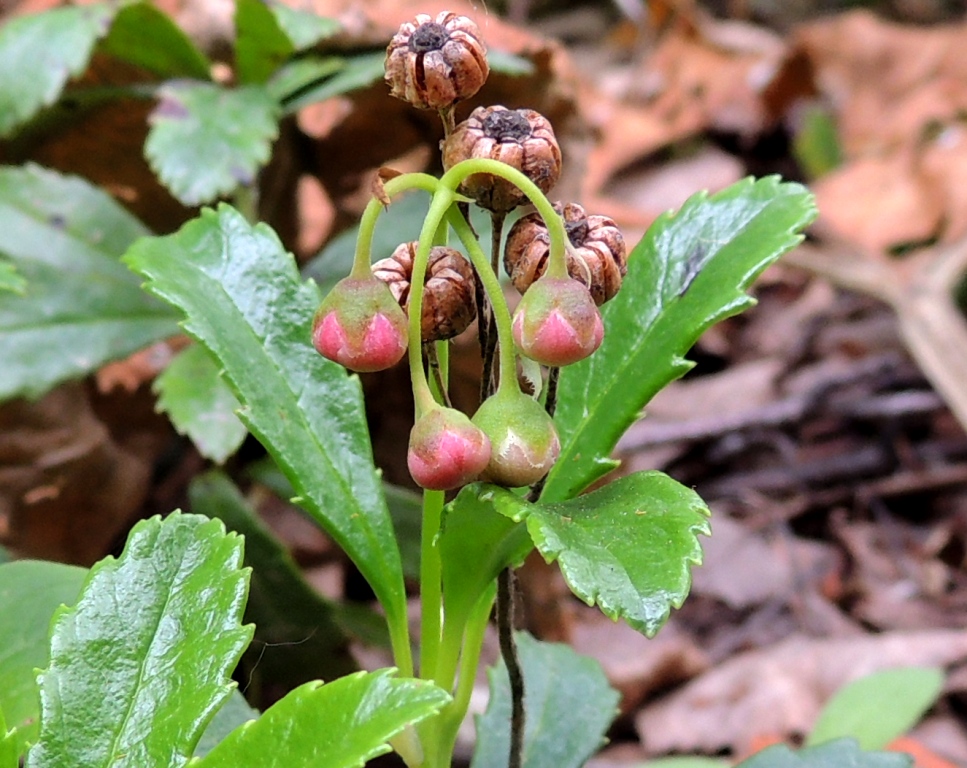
[498,568,525,768]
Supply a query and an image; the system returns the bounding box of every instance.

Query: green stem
[420,489,445,680]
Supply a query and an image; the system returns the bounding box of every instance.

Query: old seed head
[504,202,627,305]
[442,105,562,213]
[384,12,489,111]
[372,244,477,342]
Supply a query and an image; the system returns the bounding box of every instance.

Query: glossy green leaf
[0,4,114,136]
[807,668,944,750]
[0,261,24,295]
[189,470,360,685]
[100,2,210,79]
[269,1,340,49]
[0,561,86,752]
[146,83,281,205]
[472,632,619,768]
[282,50,384,113]
[195,670,450,768]
[494,472,709,636]
[544,177,817,501]
[124,206,408,651]
[154,344,247,463]
[0,165,178,400]
[440,485,532,630]
[736,739,912,768]
[25,513,252,768]
[194,692,258,758]
[235,0,294,84]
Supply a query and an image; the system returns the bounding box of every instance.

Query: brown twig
[497,567,525,768]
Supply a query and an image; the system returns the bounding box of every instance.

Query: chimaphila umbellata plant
[0,7,842,768]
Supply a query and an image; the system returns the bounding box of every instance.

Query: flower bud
[442,106,562,213]
[384,12,489,111]
[472,391,560,487]
[512,277,603,366]
[504,202,627,305]
[372,244,476,342]
[311,277,408,372]
[408,407,492,490]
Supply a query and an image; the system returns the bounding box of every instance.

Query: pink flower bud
[512,277,604,366]
[408,407,492,490]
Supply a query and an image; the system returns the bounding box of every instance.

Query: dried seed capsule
[372,243,477,342]
[384,12,489,111]
[503,202,627,305]
[442,105,562,213]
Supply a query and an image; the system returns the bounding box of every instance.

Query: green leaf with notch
[193,691,258,758]
[807,668,944,751]
[146,82,280,206]
[155,343,247,463]
[0,165,178,401]
[0,261,24,295]
[195,670,449,768]
[472,632,619,768]
[736,739,912,768]
[543,177,817,502]
[26,513,251,768]
[0,4,114,137]
[493,472,709,636]
[124,205,408,656]
[99,1,210,79]
[0,561,87,753]
[189,470,360,685]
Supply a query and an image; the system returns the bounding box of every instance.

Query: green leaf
[440,485,532,630]
[0,708,18,768]
[736,739,912,768]
[0,260,25,295]
[25,513,252,768]
[189,470,360,685]
[235,0,294,84]
[793,105,843,180]
[99,1,210,79]
[268,55,345,103]
[124,205,408,652]
[146,83,281,206]
[194,692,258,758]
[543,177,817,502]
[268,1,340,49]
[282,50,384,113]
[195,670,450,768]
[494,472,709,636]
[488,49,535,76]
[639,760,730,768]
[0,561,87,751]
[0,4,114,137]
[0,164,178,401]
[807,668,944,750]
[154,344,247,463]
[471,632,619,768]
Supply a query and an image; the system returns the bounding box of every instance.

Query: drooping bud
[442,105,562,213]
[372,243,477,342]
[504,202,627,305]
[384,12,489,111]
[472,391,560,487]
[408,407,492,490]
[512,277,603,366]
[311,277,409,372]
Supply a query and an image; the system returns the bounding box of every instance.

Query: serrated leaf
[282,50,384,113]
[472,632,619,768]
[0,260,25,295]
[155,344,247,463]
[0,561,87,752]
[100,1,210,79]
[543,177,817,502]
[0,4,114,137]
[235,0,294,84]
[440,485,532,630]
[189,471,360,685]
[807,668,944,750]
[146,83,281,205]
[0,164,179,400]
[124,205,408,652]
[25,513,252,768]
[736,739,913,768]
[268,1,340,49]
[193,692,258,758]
[195,670,450,768]
[494,472,709,636]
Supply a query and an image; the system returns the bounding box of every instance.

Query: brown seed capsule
[373,243,477,342]
[384,12,489,111]
[442,106,562,213]
[503,202,627,305]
